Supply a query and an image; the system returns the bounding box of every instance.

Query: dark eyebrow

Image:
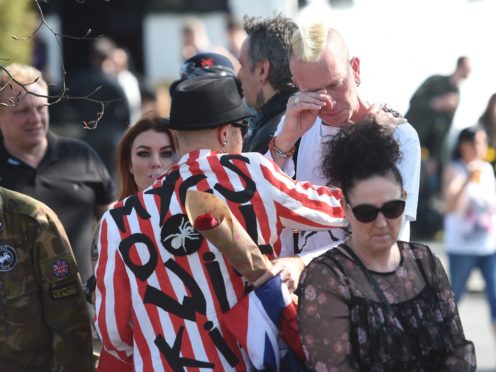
[135,145,175,150]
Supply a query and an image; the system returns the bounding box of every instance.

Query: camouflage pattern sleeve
[32,203,94,371]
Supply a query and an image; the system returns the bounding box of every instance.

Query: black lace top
[298,241,476,371]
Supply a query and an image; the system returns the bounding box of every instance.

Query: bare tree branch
[0,0,122,129]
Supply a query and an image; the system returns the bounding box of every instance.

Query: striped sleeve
[95,211,134,366]
[254,154,346,230]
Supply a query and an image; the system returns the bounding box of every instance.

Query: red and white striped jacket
[95,150,346,371]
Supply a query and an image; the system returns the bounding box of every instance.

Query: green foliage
[0,0,37,65]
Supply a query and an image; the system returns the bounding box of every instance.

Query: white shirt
[444,160,496,255]
[270,115,421,263]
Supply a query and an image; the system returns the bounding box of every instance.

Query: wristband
[268,137,295,159]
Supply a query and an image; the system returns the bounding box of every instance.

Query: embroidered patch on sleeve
[52,259,70,278]
[0,245,16,272]
[50,283,79,300]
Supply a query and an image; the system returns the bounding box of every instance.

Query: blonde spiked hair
[291,21,349,66]
[291,22,330,63]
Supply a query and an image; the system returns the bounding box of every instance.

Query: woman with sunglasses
[298,119,476,371]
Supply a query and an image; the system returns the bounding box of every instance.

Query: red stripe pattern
[95,150,346,371]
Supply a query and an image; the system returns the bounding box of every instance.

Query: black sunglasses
[348,199,405,223]
[231,120,249,138]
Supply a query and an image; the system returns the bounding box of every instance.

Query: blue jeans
[448,252,496,322]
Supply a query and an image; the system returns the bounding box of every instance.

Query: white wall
[298,0,496,134]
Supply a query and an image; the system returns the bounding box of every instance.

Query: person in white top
[267,21,421,262]
[442,126,496,340]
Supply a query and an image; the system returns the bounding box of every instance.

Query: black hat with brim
[168,75,251,131]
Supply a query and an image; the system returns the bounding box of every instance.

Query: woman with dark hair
[298,119,476,371]
[116,115,177,199]
[442,125,496,344]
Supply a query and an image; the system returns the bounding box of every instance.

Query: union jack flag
[52,259,69,278]
[221,275,305,371]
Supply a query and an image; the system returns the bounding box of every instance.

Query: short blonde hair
[291,22,348,64]
[0,63,48,95]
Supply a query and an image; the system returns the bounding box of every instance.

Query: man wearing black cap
[95,75,347,371]
[169,52,237,96]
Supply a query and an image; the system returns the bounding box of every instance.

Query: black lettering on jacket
[119,233,158,281]
[203,252,229,313]
[155,328,215,370]
[145,170,180,225]
[179,174,213,206]
[143,258,206,320]
[214,155,255,203]
[204,321,240,366]
[110,194,150,233]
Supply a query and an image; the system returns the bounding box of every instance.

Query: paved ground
[427,241,495,372]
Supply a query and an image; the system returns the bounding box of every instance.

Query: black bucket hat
[168,75,251,130]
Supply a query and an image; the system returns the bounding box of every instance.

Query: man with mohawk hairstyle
[269,21,421,257]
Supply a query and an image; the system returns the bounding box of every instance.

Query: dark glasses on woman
[348,199,405,223]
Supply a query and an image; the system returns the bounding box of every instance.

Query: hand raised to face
[274,90,331,153]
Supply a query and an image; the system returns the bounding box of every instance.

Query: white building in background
[144,0,299,85]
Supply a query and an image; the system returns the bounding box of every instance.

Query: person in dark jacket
[239,15,298,154]
[62,37,131,179]
[406,56,471,172]
[405,56,471,239]
[0,187,93,371]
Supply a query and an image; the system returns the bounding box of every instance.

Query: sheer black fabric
[298,241,476,371]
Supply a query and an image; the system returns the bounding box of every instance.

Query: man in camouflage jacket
[0,187,93,371]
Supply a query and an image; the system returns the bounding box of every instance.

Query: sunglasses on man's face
[348,199,405,223]
[231,120,249,138]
